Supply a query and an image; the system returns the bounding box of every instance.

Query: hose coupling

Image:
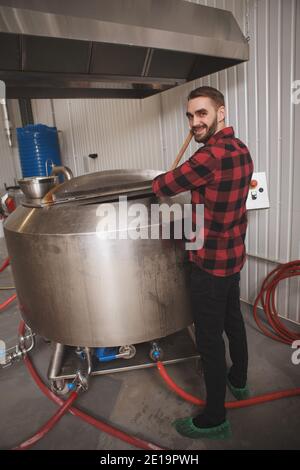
[2,327,35,367]
[73,370,89,392]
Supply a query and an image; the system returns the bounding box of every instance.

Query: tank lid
[24,169,161,207]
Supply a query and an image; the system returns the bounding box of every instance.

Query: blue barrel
[17,124,61,177]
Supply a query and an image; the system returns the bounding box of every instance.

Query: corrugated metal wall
[32,97,165,174]
[4,0,300,322]
[162,0,300,324]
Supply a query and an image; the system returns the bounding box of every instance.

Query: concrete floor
[0,238,299,450]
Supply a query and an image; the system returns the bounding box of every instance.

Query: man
[152,86,253,440]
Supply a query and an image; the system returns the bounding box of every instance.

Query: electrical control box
[246,172,270,210]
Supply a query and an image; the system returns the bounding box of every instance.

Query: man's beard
[193,116,218,143]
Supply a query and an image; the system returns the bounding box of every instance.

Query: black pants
[190,263,248,424]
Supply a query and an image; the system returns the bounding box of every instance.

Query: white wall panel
[291,0,300,323]
[40,97,164,177]
[31,99,54,127]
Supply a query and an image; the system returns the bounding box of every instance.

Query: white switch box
[246,172,270,210]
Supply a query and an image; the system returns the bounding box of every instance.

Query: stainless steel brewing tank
[4,170,192,347]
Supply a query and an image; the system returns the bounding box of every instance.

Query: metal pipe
[83,347,92,377]
[246,252,285,265]
[1,99,12,147]
[19,329,35,355]
[2,329,35,367]
[47,355,200,380]
[47,343,65,380]
[50,165,73,181]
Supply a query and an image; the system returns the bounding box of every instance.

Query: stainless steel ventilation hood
[0,0,249,99]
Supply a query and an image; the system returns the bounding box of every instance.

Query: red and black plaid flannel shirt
[152,127,254,277]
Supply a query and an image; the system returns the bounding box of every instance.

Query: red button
[250,179,258,188]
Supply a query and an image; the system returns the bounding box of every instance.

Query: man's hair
[187,86,225,109]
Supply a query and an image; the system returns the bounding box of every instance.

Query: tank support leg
[48,342,68,394]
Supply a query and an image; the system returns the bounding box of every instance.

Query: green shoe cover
[227,378,250,400]
[172,417,232,440]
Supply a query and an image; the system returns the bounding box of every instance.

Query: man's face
[186,96,224,143]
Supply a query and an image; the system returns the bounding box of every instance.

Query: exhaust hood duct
[0,0,249,99]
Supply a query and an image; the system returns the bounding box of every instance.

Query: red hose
[0,257,10,272]
[13,391,79,450]
[19,320,164,451]
[0,258,16,312]
[23,355,164,450]
[0,293,17,311]
[253,260,300,345]
[156,361,300,409]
